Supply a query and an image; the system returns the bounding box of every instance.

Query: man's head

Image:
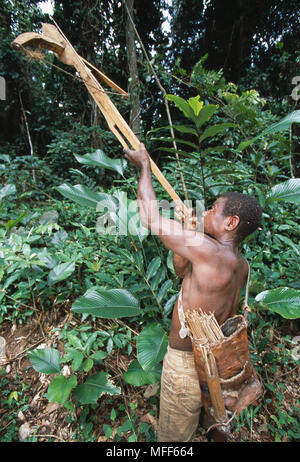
[203,192,262,243]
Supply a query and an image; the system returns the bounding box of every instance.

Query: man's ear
[224,215,240,231]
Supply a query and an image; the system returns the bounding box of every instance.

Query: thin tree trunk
[125,0,141,137]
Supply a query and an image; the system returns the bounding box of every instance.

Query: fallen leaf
[140,412,158,431]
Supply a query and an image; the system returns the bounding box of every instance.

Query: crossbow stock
[12,23,188,216]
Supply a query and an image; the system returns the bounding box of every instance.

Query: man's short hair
[220,192,262,242]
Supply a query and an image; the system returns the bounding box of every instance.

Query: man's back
[169,240,249,352]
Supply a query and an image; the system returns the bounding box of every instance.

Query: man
[124,143,262,442]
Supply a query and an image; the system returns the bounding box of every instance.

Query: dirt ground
[0,314,299,443]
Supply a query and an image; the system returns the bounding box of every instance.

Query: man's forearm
[137,160,160,230]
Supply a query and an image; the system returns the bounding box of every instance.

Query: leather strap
[243,260,251,319]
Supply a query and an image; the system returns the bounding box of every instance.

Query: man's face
[202,197,227,237]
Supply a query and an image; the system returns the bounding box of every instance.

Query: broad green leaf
[266,179,300,205]
[82,358,94,372]
[188,95,203,116]
[146,257,161,280]
[103,424,113,439]
[57,183,116,209]
[238,110,300,151]
[123,359,162,386]
[74,372,120,404]
[47,374,77,404]
[71,351,84,371]
[158,279,173,302]
[199,123,236,143]
[255,287,300,319]
[0,154,10,163]
[90,350,107,360]
[48,261,75,286]
[71,288,141,318]
[170,125,198,136]
[167,250,175,275]
[0,184,16,201]
[28,348,61,374]
[148,124,198,136]
[166,94,194,119]
[151,136,199,149]
[83,332,98,354]
[4,212,28,231]
[275,234,300,257]
[164,293,178,317]
[67,334,83,350]
[74,149,126,176]
[195,104,218,129]
[261,110,300,135]
[137,323,169,371]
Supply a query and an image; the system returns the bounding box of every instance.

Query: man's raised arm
[124,144,211,263]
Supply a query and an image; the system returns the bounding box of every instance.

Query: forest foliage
[0,0,300,443]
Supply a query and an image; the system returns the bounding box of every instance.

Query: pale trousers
[157,345,202,442]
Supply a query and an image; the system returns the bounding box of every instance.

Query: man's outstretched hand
[124,143,150,169]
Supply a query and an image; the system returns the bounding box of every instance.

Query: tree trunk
[125,0,141,138]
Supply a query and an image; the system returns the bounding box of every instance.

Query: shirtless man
[124,143,262,442]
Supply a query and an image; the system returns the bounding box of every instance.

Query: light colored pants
[157,345,202,442]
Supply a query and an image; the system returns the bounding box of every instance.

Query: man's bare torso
[169,245,249,351]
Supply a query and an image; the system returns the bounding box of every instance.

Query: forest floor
[0,311,299,443]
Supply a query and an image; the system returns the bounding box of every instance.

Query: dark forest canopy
[0,0,299,171]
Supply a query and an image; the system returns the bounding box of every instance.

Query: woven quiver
[189,314,262,415]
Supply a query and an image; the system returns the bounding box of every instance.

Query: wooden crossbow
[12,23,188,216]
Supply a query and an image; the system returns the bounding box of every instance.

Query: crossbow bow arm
[11,31,65,55]
[11,27,128,97]
[11,23,188,215]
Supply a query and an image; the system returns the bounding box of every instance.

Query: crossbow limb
[12,23,188,215]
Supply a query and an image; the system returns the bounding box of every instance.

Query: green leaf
[255,287,300,319]
[82,358,94,372]
[238,110,300,151]
[0,184,16,201]
[74,372,120,404]
[137,323,169,372]
[67,334,83,350]
[71,288,141,318]
[48,261,75,286]
[188,95,203,116]
[275,234,300,257]
[28,348,61,374]
[158,279,173,302]
[199,123,236,143]
[170,125,198,136]
[261,110,300,135]
[74,149,126,176]
[103,424,113,439]
[166,94,194,119]
[146,257,161,280]
[71,351,84,371]
[123,359,162,386]
[266,179,300,205]
[148,124,198,136]
[90,350,107,360]
[57,183,116,209]
[4,212,28,231]
[195,104,218,129]
[47,374,77,404]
